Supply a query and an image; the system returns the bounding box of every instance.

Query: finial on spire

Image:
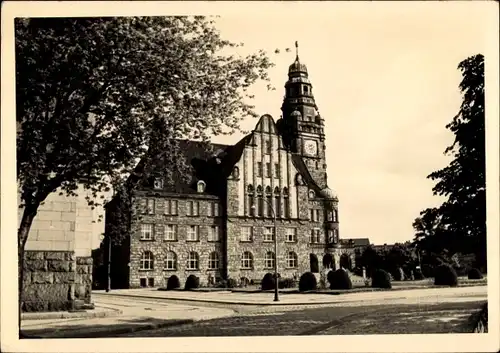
[295,41,299,59]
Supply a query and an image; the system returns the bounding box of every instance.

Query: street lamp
[251,198,279,302]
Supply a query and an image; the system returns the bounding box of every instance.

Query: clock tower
[278,42,327,189]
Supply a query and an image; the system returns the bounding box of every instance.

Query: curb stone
[21,319,194,339]
[22,306,122,321]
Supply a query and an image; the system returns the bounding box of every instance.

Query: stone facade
[111,48,348,289]
[18,184,105,311]
[22,250,76,312]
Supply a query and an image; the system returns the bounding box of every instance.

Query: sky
[207,4,490,245]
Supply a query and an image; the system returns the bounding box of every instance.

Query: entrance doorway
[310,254,319,273]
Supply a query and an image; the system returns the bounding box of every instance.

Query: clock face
[304,140,317,156]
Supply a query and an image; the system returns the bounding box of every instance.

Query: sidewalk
[22,305,121,321]
[93,285,488,307]
[21,297,235,338]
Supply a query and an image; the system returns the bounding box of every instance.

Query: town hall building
[107,46,354,288]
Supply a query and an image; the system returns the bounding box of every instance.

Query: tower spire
[295,41,299,59]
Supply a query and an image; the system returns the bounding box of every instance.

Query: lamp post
[251,198,279,302]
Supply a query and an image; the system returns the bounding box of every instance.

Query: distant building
[18,185,102,312]
[107,49,357,289]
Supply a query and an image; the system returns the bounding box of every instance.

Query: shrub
[454,266,468,277]
[371,269,392,289]
[227,278,238,288]
[468,268,483,280]
[185,275,200,290]
[261,273,275,290]
[278,278,296,289]
[299,272,317,292]
[414,268,425,280]
[434,264,458,286]
[421,264,434,278]
[328,269,353,290]
[166,275,180,290]
[239,277,250,287]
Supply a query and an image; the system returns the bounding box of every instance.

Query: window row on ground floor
[137,250,299,271]
[139,223,339,243]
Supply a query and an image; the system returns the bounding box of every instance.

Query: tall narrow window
[258,195,264,217]
[187,252,199,270]
[274,163,280,178]
[140,251,154,270]
[187,225,199,241]
[265,140,272,154]
[284,196,290,218]
[316,209,321,222]
[241,252,253,269]
[165,224,177,241]
[208,226,220,242]
[165,251,177,270]
[208,252,219,269]
[333,210,338,222]
[257,162,263,177]
[164,200,178,215]
[263,227,274,242]
[140,199,147,214]
[140,224,153,240]
[188,201,200,216]
[264,252,275,269]
[266,162,271,178]
[147,199,155,214]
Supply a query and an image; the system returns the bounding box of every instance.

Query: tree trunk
[18,203,38,335]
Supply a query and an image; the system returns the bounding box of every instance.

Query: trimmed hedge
[185,274,200,290]
[166,275,180,290]
[278,278,296,289]
[327,269,352,290]
[414,268,425,280]
[468,268,483,280]
[434,264,458,286]
[372,269,392,289]
[299,272,317,292]
[261,273,275,290]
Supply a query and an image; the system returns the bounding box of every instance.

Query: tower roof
[288,41,308,74]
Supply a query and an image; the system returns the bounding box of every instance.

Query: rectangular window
[187,201,200,216]
[154,178,163,189]
[140,224,153,240]
[241,227,253,242]
[286,228,297,242]
[147,199,155,214]
[140,278,147,288]
[155,199,164,214]
[284,197,290,218]
[310,209,315,221]
[139,199,147,214]
[257,162,263,177]
[208,202,219,217]
[310,229,321,243]
[263,227,274,242]
[164,200,178,215]
[187,225,199,241]
[274,163,280,179]
[265,140,272,154]
[148,278,155,287]
[266,162,271,178]
[316,209,321,222]
[208,226,220,242]
[165,224,177,241]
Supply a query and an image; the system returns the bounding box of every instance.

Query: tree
[412,54,485,269]
[16,16,273,325]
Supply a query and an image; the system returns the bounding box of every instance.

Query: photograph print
[2,1,499,352]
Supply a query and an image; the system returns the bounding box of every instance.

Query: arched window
[197,180,206,193]
[208,252,219,269]
[247,184,254,193]
[140,251,154,270]
[333,210,338,222]
[241,251,253,269]
[165,251,177,270]
[187,252,199,270]
[287,252,298,268]
[264,251,275,269]
[256,185,263,194]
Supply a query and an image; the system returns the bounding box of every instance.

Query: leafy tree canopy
[412,54,485,267]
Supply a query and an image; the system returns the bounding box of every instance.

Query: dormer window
[154,178,164,189]
[308,190,315,199]
[197,180,206,193]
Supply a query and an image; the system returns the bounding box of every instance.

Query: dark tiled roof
[340,238,371,247]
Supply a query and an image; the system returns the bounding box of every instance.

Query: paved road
[116,300,485,337]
